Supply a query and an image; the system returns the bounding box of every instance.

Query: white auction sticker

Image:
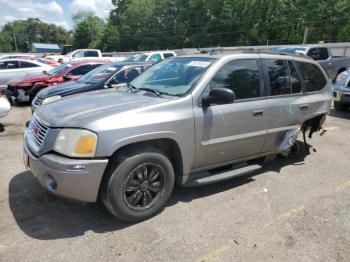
[188,61,211,67]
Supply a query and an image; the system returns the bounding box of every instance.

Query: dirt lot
[0,106,349,262]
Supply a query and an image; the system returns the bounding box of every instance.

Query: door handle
[299,104,309,110]
[252,110,264,117]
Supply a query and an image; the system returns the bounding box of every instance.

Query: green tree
[72,11,105,49]
[0,32,13,52]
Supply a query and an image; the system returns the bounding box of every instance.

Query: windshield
[270,47,306,54]
[126,54,148,62]
[131,57,216,96]
[78,64,121,84]
[47,63,72,76]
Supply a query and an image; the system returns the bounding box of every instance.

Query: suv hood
[38,81,92,98]
[37,89,168,128]
[8,73,48,85]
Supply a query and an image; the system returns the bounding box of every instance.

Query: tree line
[1,0,350,53]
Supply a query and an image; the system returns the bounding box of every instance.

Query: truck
[270,44,350,81]
[47,49,126,63]
[23,52,331,222]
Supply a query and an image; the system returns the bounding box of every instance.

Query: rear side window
[69,65,93,76]
[209,59,261,100]
[265,59,291,96]
[85,51,99,57]
[296,62,327,92]
[163,53,174,58]
[20,61,39,68]
[288,61,302,93]
[307,48,329,61]
[148,54,162,63]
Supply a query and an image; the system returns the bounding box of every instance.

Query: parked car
[125,51,177,63]
[32,62,153,111]
[332,69,350,111]
[270,45,350,81]
[0,94,11,119]
[23,53,331,222]
[0,54,36,60]
[0,59,54,93]
[6,61,105,104]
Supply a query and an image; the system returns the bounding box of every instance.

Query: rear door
[193,58,267,168]
[262,58,306,152]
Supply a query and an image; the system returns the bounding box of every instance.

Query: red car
[6,61,105,104]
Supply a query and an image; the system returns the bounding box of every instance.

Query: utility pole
[12,27,18,52]
[303,26,309,44]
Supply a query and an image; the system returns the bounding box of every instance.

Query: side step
[184,164,262,187]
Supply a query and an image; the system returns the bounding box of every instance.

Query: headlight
[42,95,61,105]
[54,129,98,158]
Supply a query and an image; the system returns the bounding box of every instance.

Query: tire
[100,148,175,222]
[334,101,348,111]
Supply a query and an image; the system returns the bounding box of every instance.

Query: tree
[0,19,70,52]
[0,32,13,52]
[72,11,105,49]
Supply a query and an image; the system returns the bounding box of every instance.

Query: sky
[0,0,114,30]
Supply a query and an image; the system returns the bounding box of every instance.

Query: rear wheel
[101,149,175,222]
[334,101,348,111]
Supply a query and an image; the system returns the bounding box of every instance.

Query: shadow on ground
[9,142,309,240]
[0,123,4,133]
[329,108,350,120]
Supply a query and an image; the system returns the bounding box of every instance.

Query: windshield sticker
[188,61,211,67]
[107,67,117,71]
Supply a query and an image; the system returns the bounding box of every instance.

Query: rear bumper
[24,138,109,202]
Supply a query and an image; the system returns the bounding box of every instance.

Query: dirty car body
[23,53,332,222]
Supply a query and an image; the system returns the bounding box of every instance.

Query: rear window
[296,62,327,92]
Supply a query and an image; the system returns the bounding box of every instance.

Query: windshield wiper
[137,87,162,97]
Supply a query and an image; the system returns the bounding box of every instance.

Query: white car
[0,95,11,118]
[0,59,54,91]
[126,51,177,63]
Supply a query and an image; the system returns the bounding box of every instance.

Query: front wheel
[101,149,175,222]
[334,101,348,111]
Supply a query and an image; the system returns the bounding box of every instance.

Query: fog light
[46,174,57,190]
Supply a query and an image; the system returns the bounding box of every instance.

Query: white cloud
[0,0,68,29]
[71,0,114,19]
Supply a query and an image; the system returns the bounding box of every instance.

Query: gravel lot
[0,106,349,262]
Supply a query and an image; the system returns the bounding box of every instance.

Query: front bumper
[24,137,109,202]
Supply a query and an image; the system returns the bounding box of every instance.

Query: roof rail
[199,47,313,59]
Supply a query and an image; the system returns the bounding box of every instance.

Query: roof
[32,43,60,50]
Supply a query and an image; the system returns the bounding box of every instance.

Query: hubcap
[123,163,165,211]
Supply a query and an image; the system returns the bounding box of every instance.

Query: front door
[193,59,267,168]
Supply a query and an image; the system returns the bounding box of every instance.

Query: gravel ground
[0,106,349,262]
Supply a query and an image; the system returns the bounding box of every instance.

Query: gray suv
[23,53,332,222]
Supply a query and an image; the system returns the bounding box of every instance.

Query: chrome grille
[28,115,49,148]
[33,96,44,106]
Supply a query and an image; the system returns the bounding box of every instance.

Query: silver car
[0,59,53,92]
[333,69,350,111]
[23,53,332,222]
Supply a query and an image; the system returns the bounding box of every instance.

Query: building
[31,43,61,53]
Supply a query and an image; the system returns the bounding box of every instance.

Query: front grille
[28,115,49,148]
[33,96,44,106]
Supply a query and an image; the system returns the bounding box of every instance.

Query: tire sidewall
[106,151,175,222]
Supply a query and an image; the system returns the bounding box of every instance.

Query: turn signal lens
[75,135,97,155]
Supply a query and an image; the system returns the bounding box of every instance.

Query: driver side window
[209,59,261,100]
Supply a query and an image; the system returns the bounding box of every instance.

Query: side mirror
[202,88,235,107]
[63,74,73,81]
